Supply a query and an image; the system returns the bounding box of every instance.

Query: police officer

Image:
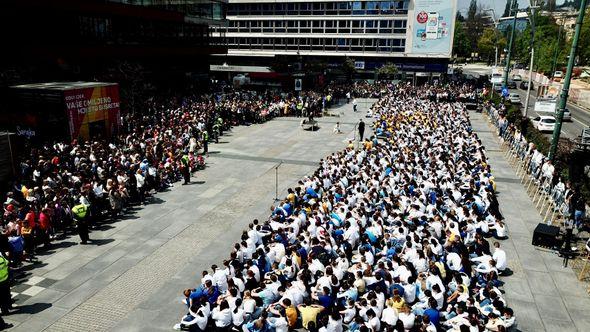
[72,203,90,244]
[0,253,12,316]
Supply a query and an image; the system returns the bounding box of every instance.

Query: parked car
[531,115,556,132]
[520,81,534,90]
[506,80,517,89]
[554,71,563,81]
[512,74,523,82]
[508,93,521,104]
[562,108,572,121]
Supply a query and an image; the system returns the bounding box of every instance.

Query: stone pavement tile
[21,285,45,297]
[533,294,573,322]
[8,306,70,332]
[561,292,590,311]
[21,288,67,306]
[501,277,534,302]
[567,308,590,331]
[52,277,111,310]
[110,308,162,332]
[23,276,45,286]
[541,319,579,332]
[541,251,573,273]
[518,250,549,273]
[552,269,590,299]
[40,252,98,281]
[506,298,545,332]
[524,270,559,296]
[51,266,103,293]
[91,256,144,284]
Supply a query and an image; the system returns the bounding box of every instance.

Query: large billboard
[64,84,121,140]
[409,0,456,57]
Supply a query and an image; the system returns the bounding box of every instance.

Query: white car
[508,93,521,104]
[512,74,522,82]
[554,71,563,81]
[532,115,556,132]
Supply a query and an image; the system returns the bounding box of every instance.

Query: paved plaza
[3,100,589,331]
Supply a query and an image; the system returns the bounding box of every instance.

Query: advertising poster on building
[411,0,456,57]
[64,84,121,140]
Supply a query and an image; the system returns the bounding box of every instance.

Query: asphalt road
[511,85,590,139]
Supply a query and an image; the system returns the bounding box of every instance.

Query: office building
[212,0,457,84]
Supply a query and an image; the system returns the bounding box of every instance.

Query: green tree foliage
[377,63,398,78]
[578,8,590,66]
[342,58,357,81]
[465,0,485,52]
[468,0,477,20]
[478,28,507,65]
[502,0,512,17]
[453,20,472,58]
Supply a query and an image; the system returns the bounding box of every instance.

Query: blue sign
[502,88,509,97]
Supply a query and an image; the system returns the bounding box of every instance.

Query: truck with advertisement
[4,82,121,141]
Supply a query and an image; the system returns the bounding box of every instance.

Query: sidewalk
[469,110,590,332]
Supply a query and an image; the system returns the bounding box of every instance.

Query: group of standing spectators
[174,83,516,332]
[0,83,387,324]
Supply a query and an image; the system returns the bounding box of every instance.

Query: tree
[502,0,512,17]
[453,20,472,58]
[578,8,590,66]
[377,63,398,79]
[468,0,478,21]
[456,11,465,22]
[342,57,357,81]
[478,28,507,65]
[464,0,485,53]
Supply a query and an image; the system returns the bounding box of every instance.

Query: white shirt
[493,248,507,271]
[381,307,398,326]
[212,307,232,327]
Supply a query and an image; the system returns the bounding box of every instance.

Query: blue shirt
[9,236,24,253]
[424,308,440,326]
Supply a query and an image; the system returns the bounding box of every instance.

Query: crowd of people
[0,82,390,322]
[174,83,515,332]
[485,103,586,229]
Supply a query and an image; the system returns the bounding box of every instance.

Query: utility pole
[549,0,588,161]
[551,22,563,78]
[524,0,538,117]
[504,0,519,87]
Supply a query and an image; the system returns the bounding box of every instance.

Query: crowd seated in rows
[174,84,515,332]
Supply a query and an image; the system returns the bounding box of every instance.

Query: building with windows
[212,0,457,85]
[1,0,227,98]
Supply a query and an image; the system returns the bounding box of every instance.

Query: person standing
[72,203,90,244]
[0,253,12,316]
[202,130,209,156]
[181,153,191,185]
[352,98,358,112]
[135,169,146,205]
[358,119,365,141]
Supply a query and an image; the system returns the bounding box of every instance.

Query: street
[512,85,590,139]
[462,63,590,140]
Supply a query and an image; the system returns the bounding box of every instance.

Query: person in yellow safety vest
[0,254,13,317]
[72,203,90,244]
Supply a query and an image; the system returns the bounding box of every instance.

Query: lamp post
[504,0,519,87]
[549,0,588,161]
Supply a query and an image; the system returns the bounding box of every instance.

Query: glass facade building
[215,0,411,56]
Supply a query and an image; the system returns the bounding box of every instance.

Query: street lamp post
[504,0,519,87]
[524,0,539,118]
[549,0,588,161]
